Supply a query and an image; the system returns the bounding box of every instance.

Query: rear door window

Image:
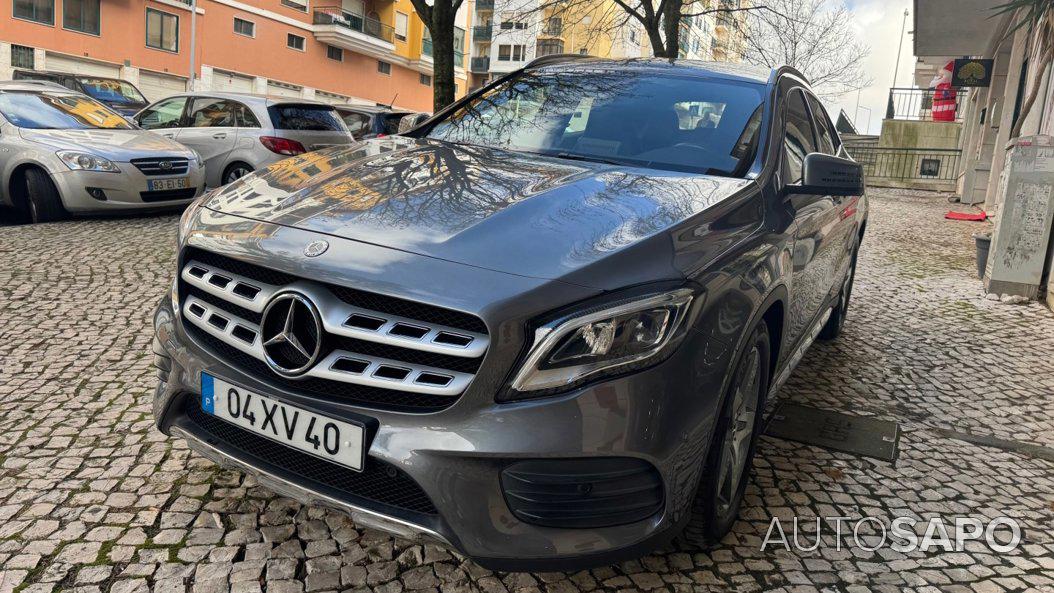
[268,104,347,131]
[232,102,261,128]
[187,97,237,127]
[380,113,406,135]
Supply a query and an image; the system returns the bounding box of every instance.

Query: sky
[831,0,916,135]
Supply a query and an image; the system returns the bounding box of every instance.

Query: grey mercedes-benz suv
[152,57,867,570]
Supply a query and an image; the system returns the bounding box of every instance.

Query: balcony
[421,38,466,68]
[313,7,395,59]
[541,18,562,36]
[473,24,492,41]
[470,56,490,72]
[885,87,964,122]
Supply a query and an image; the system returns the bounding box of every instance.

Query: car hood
[20,128,193,161]
[202,137,753,282]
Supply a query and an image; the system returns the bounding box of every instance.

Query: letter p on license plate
[201,373,365,471]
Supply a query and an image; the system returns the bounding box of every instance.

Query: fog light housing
[500,457,664,528]
[86,187,108,201]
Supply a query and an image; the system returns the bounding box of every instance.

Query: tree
[409,0,465,111]
[740,0,871,99]
[507,0,761,60]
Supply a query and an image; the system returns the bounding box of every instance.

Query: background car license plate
[147,177,188,191]
[201,373,365,471]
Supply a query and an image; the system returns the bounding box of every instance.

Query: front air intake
[500,458,664,528]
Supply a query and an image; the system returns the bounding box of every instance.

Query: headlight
[190,150,203,168]
[506,288,695,398]
[177,197,203,245]
[56,151,120,173]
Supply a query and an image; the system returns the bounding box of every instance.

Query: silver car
[0,83,205,223]
[135,93,354,188]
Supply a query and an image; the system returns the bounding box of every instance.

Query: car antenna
[384,92,398,109]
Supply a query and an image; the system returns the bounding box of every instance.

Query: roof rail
[523,53,598,70]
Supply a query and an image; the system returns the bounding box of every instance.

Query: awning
[912,0,1004,57]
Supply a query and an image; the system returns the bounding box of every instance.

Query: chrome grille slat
[131,157,190,176]
[182,262,489,357]
[182,295,473,397]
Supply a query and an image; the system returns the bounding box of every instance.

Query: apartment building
[1,0,471,111]
[467,0,645,90]
[675,0,748,62]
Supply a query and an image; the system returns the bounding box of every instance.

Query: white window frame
[395,11,408,42]
[233,16,255,38]
[287,33,306,51]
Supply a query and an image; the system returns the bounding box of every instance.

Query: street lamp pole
[188,0,198,91]
[892,8,909,88]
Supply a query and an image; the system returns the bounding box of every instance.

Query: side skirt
[769,306,832,396]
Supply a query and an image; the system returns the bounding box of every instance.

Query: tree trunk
[661,0,682,59]
[430,4,458,112]
[644,19,667,57]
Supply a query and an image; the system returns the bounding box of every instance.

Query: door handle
[213,132,227,139]
[161,133,175,138]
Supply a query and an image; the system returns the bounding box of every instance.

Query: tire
[818,238,860,341]
[681,322,771,548]
[23,168,66,223]
[222,162,254,185]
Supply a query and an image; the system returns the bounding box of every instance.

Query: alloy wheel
[714,344,761,516]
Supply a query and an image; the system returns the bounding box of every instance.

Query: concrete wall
[878,119,962,149]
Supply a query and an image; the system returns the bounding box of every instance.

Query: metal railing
[473,25,492,41]
[470,56,490,72]
[421,39,465,66]
[885,87,963,122]
[313,7,395,43]
[848,146,963,182]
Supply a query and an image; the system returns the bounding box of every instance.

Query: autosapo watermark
[760,515,1022,553]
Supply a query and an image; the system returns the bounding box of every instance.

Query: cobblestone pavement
[2,188,1054,593]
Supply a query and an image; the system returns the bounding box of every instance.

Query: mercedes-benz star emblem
[260,292,323,377]
[304,240,329,257]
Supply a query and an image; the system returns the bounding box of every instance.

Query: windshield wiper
[544,151,629,167]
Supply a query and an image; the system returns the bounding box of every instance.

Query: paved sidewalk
[1,188,1054,593]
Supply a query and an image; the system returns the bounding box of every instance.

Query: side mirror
[791,153,864,196]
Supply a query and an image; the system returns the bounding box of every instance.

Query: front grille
[187,248,487,335]
[185,401,437,515]
[178,247,489,413]
[132,157,190,176]
[141,188,198,202]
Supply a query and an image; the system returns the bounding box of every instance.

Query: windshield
[78,78,148,104]
[0,92,132,130]
[426,69,766,175]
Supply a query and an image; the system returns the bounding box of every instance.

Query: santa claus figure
[930,60,958,122]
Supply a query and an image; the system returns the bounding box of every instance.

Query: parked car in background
[135,93,353,187]
[13,70,150,116]
[397,112,431,134]
[0,83,204,223]
[334,104,412,140]
[152,57,866,569]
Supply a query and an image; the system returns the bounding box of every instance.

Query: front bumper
[152,285,734,570]
[52,164,205,213]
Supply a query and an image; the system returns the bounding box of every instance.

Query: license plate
[201,373,365,471]
[147,177,189,191]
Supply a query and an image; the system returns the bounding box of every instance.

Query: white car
[0,83,204,223]
[135,93,354,188]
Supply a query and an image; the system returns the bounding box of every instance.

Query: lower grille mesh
[185,401,438,515]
